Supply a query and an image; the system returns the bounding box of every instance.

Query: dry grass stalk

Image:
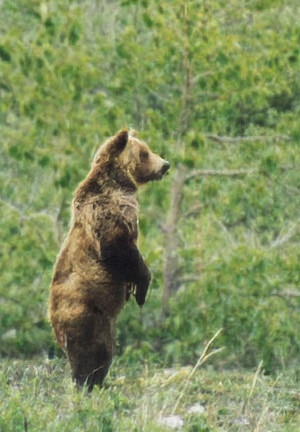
[172,328,224,414]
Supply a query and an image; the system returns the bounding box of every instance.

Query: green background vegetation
[1,0,299,376]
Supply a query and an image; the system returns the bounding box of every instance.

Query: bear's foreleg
[134,252,151,306]
[101,241,151,306]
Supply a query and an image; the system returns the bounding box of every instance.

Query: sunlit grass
[1,357,299,431]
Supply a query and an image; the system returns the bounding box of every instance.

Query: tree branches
[186,168,255,181]
[205,134,291,144]
[162,163,255,310]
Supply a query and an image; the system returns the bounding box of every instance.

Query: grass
[0,355,299,432]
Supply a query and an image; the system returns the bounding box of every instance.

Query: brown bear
[49,129,170,391]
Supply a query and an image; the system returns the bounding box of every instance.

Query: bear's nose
[161,160,170,175]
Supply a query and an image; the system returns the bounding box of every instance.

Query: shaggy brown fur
[49,129,169,391]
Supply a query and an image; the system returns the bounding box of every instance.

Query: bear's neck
[74,173,137,204]
[109,170,138,193]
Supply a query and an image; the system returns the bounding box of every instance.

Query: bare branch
[0,196,66,247]
[270,223,298,248]
[270,287,300,311]
[271,288,300,299]
[284,185,300,195]
[0,197,57,223]
[186,168,255,182]
[0,197,23,213]
[205,134,291,144]
[191,71,214,84]
[177,275,200,285]
[212,214,236,246]
[198,92,219,100]
[182,204,202,219]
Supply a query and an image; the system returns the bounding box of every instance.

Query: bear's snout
[161,160,170,175]
[158,160,170,178]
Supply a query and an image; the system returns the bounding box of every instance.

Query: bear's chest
[77,197,139,239]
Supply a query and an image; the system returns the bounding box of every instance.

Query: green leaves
[0,0,299,370]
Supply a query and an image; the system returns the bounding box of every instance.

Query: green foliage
[0,0,299,375]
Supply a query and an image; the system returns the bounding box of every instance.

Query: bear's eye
[140,150,149,162]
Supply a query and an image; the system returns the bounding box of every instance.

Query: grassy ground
[0,357,299,432]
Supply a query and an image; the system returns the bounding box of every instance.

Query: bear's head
[93,129,170,189]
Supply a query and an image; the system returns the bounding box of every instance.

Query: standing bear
[49,129,170,391]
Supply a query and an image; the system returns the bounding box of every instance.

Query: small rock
[233,416,250,426]
[157,415,184,430]
[187,403,205,414]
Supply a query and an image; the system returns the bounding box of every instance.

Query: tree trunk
[162,165,186,311]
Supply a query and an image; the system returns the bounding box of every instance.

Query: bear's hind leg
[65,310,113,391]
[71,342,112,392]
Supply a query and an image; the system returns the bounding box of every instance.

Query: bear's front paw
[135,270,151,307]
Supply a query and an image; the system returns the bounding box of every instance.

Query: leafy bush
[0,0,299,373]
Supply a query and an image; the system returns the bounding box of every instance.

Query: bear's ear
[108,129,129,157]
[129,129,139,138]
